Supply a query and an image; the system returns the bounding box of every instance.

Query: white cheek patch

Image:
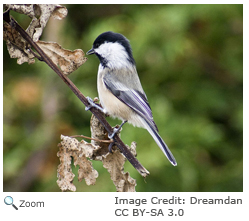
[95,42,129,63]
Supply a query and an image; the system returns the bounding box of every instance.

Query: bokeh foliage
[3,4,243,192]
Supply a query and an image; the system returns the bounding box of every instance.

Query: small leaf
[36,41,87,75]
[73,140,99,185]
[102,147,137,192]
[57,141,76,192]
[4,4,70,65]
[4,4,68,41]
[57,135,100,191]
[3,22,35,64]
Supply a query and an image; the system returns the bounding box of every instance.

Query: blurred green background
[3,4,243,192]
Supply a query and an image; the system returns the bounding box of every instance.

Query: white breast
[97,65,144,128]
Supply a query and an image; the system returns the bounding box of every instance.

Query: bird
[85,31,177,166]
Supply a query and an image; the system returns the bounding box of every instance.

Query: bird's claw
[108,141,115,153]
[107,120,128,153]
[108,127,119,139]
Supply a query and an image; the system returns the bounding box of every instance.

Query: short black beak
[86,48,95,55]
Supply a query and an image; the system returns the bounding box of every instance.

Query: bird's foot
[85,97,104,112]
[108,120,127,153]
[108,120,127,139]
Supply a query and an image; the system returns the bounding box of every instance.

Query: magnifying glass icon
[4,196,18,210]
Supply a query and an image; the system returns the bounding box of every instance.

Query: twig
[70,135,112,143]
[3,10,150,177]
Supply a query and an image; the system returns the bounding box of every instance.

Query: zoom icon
[4,196,18,210]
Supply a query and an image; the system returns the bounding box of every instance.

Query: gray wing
[103,71,158,132]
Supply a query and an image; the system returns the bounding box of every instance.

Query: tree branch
[3,10,149,177]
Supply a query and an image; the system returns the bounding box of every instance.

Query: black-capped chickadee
[86,31,177,166]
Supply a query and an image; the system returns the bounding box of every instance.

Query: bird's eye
[95,43,100,48]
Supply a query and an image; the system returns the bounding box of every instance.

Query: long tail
[140,117,177,166]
